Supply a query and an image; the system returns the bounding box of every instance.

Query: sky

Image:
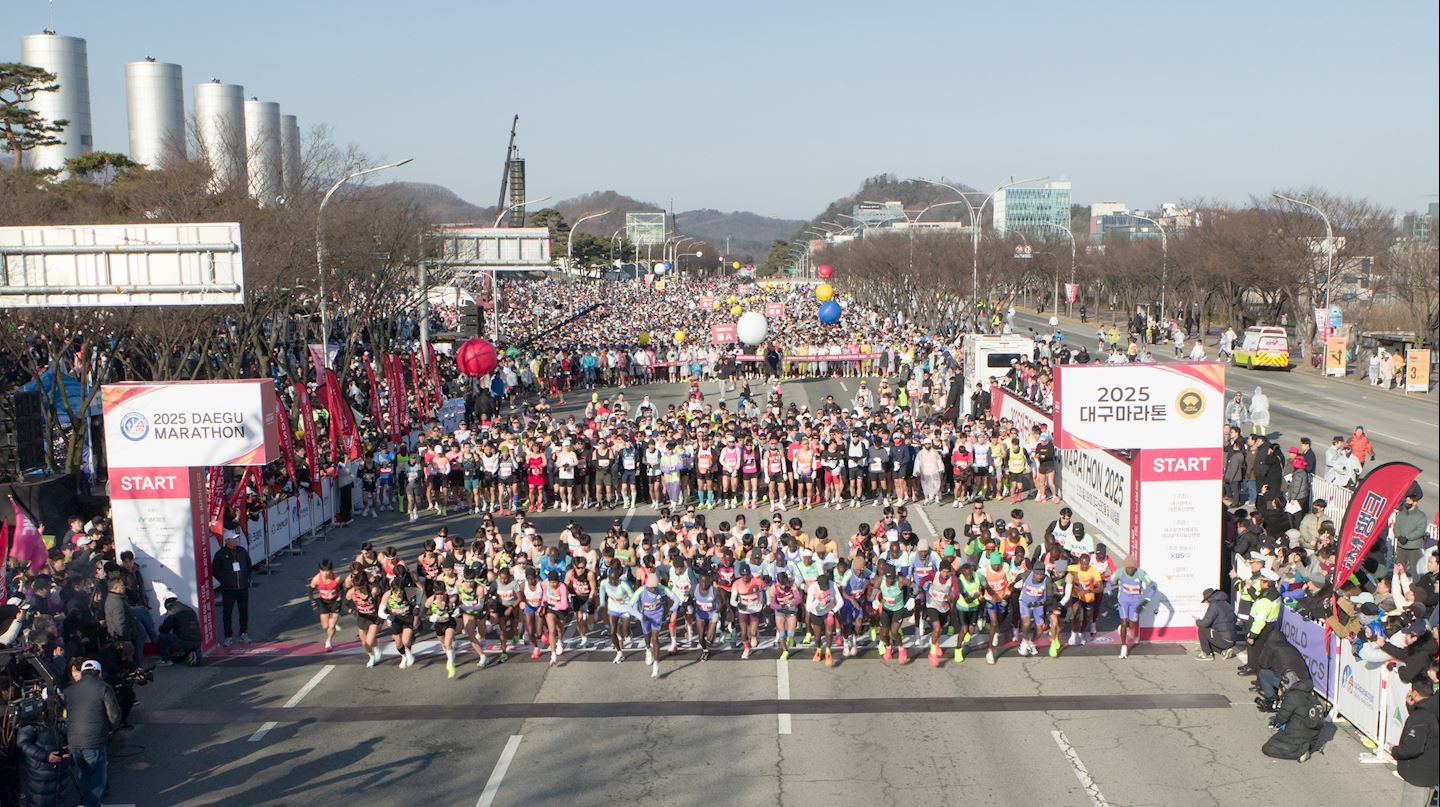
[10,0,1439,220]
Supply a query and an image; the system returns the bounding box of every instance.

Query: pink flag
[8,499,47,574]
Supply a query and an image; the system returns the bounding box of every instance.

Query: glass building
[993,181,1071,238]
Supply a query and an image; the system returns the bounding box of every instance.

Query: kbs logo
[1175,389,1206,419]
[119,412,150,441]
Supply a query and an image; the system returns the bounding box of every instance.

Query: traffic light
[460,303,480,337]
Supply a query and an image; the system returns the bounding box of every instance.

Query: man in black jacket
[1261,671,1324,762]
[1388,682,1437,807]
[101,574,133,662]
[17,721,76,807]
[64,659,121,807]
[1254,632,1310,710]
[157,597,203,666]
[211,532,253,646]
[1194,588,1237,660]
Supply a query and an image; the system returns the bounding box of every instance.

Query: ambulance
[1231,326,1290,370]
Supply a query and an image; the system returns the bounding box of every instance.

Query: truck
[962,334,1037,416]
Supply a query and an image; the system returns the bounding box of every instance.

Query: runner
[731,563,767,658]
[805,572,842,666]
[1110,555,1157,659]
[307,559,342,651]
[378,577,418,669]
[600,565,637,664]
[981,552,1017,665]
[425,589,460,678]
[875,565,912,663]
[923,563,959,666]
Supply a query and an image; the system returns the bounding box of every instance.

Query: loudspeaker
[0,390,46,481]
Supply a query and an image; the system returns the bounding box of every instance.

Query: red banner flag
[424,343,443,413]
[323,368,362,461]
[297,383,323,483]
[394,354,410,432]
[206,466,226,538]
[409,351,425,418]
[1334,461,1422,590]
[385,354,404,442]
[364,359,383,426]
[275,394,298,487]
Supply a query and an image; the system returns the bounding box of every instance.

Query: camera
[124,666,154,687]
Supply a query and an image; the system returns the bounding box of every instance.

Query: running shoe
[1049,638,1061,658]
[741,646,752,660]
[447,660,457,678]
[700,649,711,661]
[954,646,964,663]
[651,661,659,678]
[1119,645,1130,659]
[897,646,908,665]
[1069,632,1080,646]
[530,647,542,660]
[645,649,654,665]
[881,644,892,661]
[779,648,790,661]
[613,650,624,664]
[366,654,377,669]
[813,648,823,663]
[824,650,834,668]
[324,640,333,651]
[986,648,995,665]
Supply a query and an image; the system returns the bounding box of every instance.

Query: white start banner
[108,466,217,650]
[102,379,282,469]
[1134,447,1223,640]
[1053,362,1224,451]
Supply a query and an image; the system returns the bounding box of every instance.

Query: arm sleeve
[1389,716,1432,760]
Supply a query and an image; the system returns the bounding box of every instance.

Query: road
[105,376,1412,807]
[1010,308,1440,497]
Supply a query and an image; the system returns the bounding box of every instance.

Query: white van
[963,334,1036,414]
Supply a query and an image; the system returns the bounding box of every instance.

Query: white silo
[194,79,245,190]
[19,31,93,172]
[280,114,301,196]
[125,58,186,168]
[244,98,281,204]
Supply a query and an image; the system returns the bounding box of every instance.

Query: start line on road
[139,692,1231,726]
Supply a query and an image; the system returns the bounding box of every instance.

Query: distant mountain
[367,181,495,225]
[674,209,806,261]
[804,173,978,237]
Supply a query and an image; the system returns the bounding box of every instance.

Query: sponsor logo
[119,411,150,441]
[1175,389,1205,419]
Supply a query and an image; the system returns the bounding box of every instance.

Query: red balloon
[456,338,498,377]
[817,264,833,279]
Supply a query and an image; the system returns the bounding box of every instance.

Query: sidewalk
[1028,307,1437,404]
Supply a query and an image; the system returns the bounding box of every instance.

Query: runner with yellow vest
[1003,438,1030,504]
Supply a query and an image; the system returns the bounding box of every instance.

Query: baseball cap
[80,659,102,673]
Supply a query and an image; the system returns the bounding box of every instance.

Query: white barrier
[237,478,339,564]
[1333,639,1385,742]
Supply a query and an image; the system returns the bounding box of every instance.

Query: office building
[994,180,1071,238]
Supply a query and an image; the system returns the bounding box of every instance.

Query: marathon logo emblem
[1175,389,1206,419]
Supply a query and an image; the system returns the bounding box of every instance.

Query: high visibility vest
[1249,596,1280,635]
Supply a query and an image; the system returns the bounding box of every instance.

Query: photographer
[63,658,120,807]
[18,717,75,807]
[156,597,202,666]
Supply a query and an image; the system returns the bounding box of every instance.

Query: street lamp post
[1037,221,1075,316]
[912,176,1047,304]
[1273,193,1335,314]
[1126,212,1168,318]
[567,210,611,276]
[488,195,551,344]
[316,158,413,369]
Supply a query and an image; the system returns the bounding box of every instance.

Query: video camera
[0,645,63,750]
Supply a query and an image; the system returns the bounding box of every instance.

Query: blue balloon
[818,300,842,324]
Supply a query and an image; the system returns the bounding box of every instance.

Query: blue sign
[1328,306,1342,328]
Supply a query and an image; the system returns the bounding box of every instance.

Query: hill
[553,192,802,262]
[804,173,978,236]
[365,181,495,225]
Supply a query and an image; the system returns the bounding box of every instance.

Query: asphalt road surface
[105,375,1415,807]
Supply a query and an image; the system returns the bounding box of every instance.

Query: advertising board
[102,379,281,468]
[1053,362,1224,451]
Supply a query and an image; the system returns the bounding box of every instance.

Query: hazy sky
[12,0,1439,219]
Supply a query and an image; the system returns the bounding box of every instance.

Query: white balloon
[737,311,768,346]
[655,262,668,275]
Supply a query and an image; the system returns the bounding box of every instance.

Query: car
[1232,326,1290,370]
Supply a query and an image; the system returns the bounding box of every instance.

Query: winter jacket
[211,545,253,591]
[103,590,132,642]
[160,601,203,645]
[1392,505,1428,552]
[1392,694,1438,787]
[18,722,76,806]
[1196,590,1237,638]
[62,674,122,749]
[1261,681,1324,760]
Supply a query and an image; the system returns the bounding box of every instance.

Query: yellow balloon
[674,330,686,343]
[732,261,741,270]
[730,305,743,316]
[638,332,650,345]
[712,300,721,309]
[727,295,737,304]
[816,283,834,302]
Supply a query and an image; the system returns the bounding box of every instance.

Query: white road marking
[912,504,938,537]
[1363,428,1417,446]
[247,722,278,742]
[1051,729,1110,807]
[283,664,334,708]
[839,380,849,392]
[776,659,792,735]
[476,734,524,807]
[248,664,335,742]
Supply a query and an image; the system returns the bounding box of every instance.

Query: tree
[64,151,138,185]
[759,240,791,277]
[0,63,68,170]
[528,207,569,263]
